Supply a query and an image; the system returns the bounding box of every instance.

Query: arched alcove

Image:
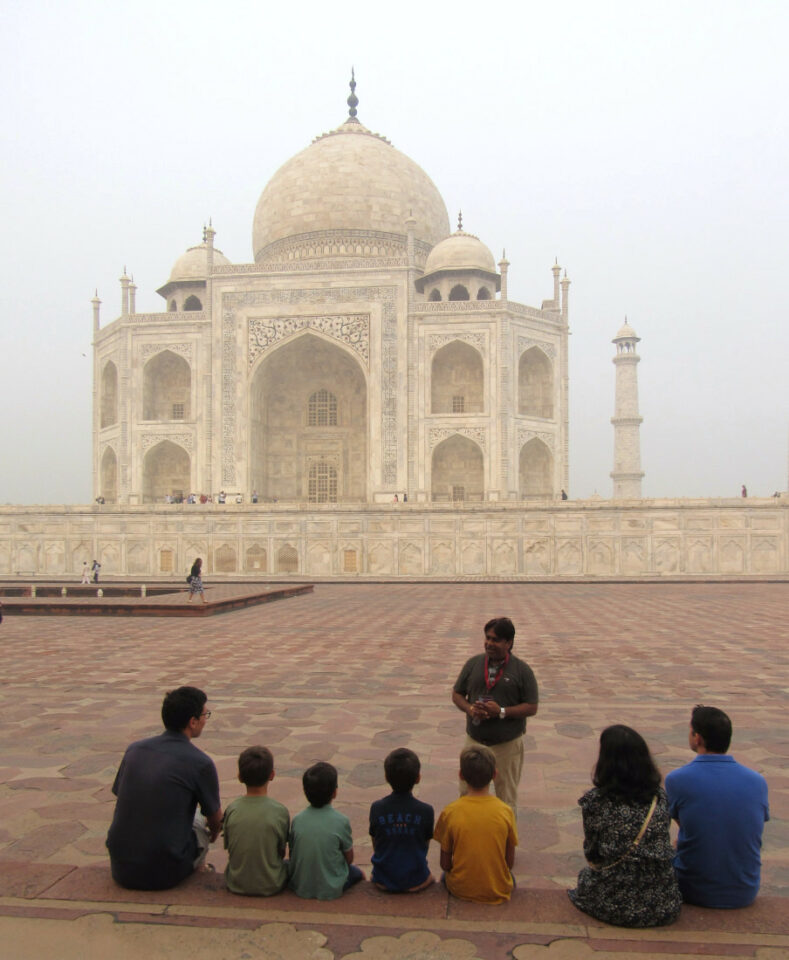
[519,438,553,499]
[183,295,202,311]
[476,287,491,300]
[142,440,190,503]
[428,288,442,301]
[448,284,470,301]
[250,333,367,502]
[143,350,191,421]
[431,435,484,502]
[101,447,117,503]
[431,340,484,414]
[168,299,177,311]
[100,361,118,428]
[518,347,554,418]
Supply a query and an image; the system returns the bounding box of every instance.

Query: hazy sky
[1,0,787,504]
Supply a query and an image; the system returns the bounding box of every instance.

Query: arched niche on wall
[518,347,554,419]
[142,439,190,503]
[143,349,191,421]
[100,360,118,428]
[431,340,483,414]
[519,438,553,499]
[431,434,484,502]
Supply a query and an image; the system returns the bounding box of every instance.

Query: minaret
[611,319,644,498]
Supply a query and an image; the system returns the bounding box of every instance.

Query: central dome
[252,117,450,263]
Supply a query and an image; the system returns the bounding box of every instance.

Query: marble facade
[1,500,786,579]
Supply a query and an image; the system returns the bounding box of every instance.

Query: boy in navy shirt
[369,748,434,892]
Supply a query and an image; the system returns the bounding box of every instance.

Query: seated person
[106,686,221,890]
[288,761,365,900]
[568,724,681,927]
[223,746,290,896]
[369,747,434,892]
[433,745,517,904]
[666,705,769,908]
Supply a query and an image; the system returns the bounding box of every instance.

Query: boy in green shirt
[288,761,365,900]
[223,746,290,896]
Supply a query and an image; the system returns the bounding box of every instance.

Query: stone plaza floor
[0,582,787,958]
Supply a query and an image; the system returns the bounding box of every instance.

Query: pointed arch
[519,347,554,418]
[519,438,553,499]
[250,332,367,502]
[100,360,118,428]
[143,349,191,421]
[142,439,190,503]
[183,294,202,311]
[100,446,118,503]
[431,434,484,502]
[431,340,484,414]
[428,288,442,301]
[449,284,470,301]
[476,286,491,300]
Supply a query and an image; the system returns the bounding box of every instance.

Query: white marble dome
[423,229,497,276]
[614,320,639,340]
[252,118,450,263]
[169,242,230,282]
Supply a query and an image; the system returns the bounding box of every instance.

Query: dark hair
[460,744,496,789]
[302,761,338,807]
[238,746,274,787]
[484,617,515,645]
[161,686,206,732]
[592,724,661,804]
[691,705,732,753]
[384,747,420,793]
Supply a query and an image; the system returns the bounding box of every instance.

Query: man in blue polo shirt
[666,705,769,908]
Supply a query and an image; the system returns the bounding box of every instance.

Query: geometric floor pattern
[0,582,787,958]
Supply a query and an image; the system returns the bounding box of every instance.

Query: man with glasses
[452,618,539,817]
[107,686,222,889]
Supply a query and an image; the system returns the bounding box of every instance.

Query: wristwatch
[499,706,506,720]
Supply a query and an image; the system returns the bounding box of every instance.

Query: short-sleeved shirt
[106,731,221,890]
[369,791,434,891]
[223,795,290,896]
[666,754,769,908]
[434,794,518,904]
[454,653,538,746]
[288,804,353,900]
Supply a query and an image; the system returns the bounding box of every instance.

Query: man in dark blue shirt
[107,686,222,890]
[666,705,769,908]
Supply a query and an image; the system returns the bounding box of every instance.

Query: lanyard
[484,652,509,692]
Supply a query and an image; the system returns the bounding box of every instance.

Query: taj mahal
[1,80,785,579]
[93,79,579,508]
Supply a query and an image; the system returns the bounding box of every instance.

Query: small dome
[168,242,230,282]
[252,118,449,262]
[423,229,497,276]
[614,320,639,341]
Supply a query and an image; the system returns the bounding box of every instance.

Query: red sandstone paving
[0,582,787,951]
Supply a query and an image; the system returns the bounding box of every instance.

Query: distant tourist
[235,493,243,504]
[187,558,207,604]
[568,725,681,927]
[665,705,769,909]
[80,562,91,584]
[393,493,398,503]
[252,490,259,504]
[561,489,568,500]
[218,490,226,504]
[91,560,101,583]
[106,686,221,890]
[402,492,407,502]
[741,484,747,497]
[199,493,207,504]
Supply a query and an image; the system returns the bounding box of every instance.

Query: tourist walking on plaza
[568,725,681,928]
[80,562,90,584]
[91,559,101,583]
[106,686,222,890]
[451,617,538,816]
[666,705,769,908]
[188,557,207,604]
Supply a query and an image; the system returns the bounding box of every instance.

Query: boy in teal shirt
[288,761,365,900]
[223,746,289,896]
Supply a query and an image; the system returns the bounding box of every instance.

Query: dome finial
[347,67,359,119]
[457,210,463,232]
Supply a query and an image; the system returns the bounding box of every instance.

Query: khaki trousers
[461,734,524,817]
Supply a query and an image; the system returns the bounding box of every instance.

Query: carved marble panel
[249,314,370,367]
[429,427,486,451]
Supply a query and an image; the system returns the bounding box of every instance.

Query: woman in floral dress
[187,557,207,604]
[568,724,681,927]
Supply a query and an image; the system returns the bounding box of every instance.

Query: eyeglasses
[200,710,212,719]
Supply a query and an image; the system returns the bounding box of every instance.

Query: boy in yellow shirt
[434,744,518,904]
